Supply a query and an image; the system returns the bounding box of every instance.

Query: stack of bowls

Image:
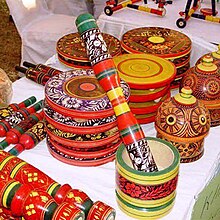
[113,53,176,124]
[57,32,121,69]
[120,27,192,88]
[44,69,130,166]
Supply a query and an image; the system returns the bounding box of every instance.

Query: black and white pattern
[45,70,130,113]
[44,102,116,127]
[4,111,25,127]
[126,138,158,172]
[81,28,111,65]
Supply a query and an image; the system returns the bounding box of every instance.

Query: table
[5,66,219,220]
[97,0,220,44]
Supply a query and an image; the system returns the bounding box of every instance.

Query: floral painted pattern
[116,171,178,200]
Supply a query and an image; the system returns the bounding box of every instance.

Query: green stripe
[96,68,116,81]
[44,202,58,220]
[120,124,141,138]
[116,190,175,211]
[6,183,21,208]
[50,184,61,198]
[116,137,180,177]
[116,191,175,217]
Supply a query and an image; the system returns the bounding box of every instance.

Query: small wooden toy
[0,170,85,220]
[9,120,46,156]
[0,100,43,137]
[181,55,220,127]
[0,111,44,150]
[0,96,36,120]
[104,0,172,16]
[176,0,220,28]
[116,137,180,219]
[23,61,62,76]
[155,87,211,162]
[15,66,51,86]
[76,13,158,172]
[0,150,116,219]
[56,32,121,69]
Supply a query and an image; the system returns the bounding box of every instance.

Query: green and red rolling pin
[0,150,116,219]
[23,61,62,77]
[9,120,46,156]
[0,100,43,137]
[0,96,36,121]
[0,111,44,150]
[76,14,158,172]
[0,170,85,220]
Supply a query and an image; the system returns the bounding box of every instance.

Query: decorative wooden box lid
[57,32,121,62]
[121,27,191,59]
[113,53,176,89]
[181,55,220,105]
[155,87,210,139]
[45,69,130,119]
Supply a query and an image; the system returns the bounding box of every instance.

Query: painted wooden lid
[113,54,176,89]
[121,27,191,58]
[57,32,121,62]
[45,69,130,119]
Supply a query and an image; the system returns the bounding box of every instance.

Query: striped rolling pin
[76,14,158,172]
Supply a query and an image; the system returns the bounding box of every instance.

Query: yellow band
[47,182,60,195]
[3,181,20,208]
[114,102,130,116]
[0,155,15,170]
[116,163,179,185]
[107,87,124,102]
[10,162,27,178]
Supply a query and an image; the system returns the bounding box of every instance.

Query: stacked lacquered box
[44,69,130,166]
[113,53,176,124]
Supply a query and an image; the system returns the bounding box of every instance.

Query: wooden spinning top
[155,87,211,163]
[181,55,220,126]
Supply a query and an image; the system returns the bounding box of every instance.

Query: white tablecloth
[5,70,219,220]
[97,0,220,44]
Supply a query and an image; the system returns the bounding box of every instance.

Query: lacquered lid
[45,69,130,118]
[174,87,196,105]
[196,55,217,73]
[113,54,176,89]
[121,27,191,58]
[57,32,121,62]
[212,44,220,59]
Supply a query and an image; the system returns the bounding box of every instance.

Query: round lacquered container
[43,102,117,134]
[135,112,157,125]
[113,54,176,89]
[129,86,170,102]
[45,70,130,119]
[57,32,121,68]
[115,137,180,219]
[47,136,121,166]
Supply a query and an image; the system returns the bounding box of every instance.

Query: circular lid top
[121,27,192,58]
[57,32,121,62]
[113,53,176,89]
[174,87,196,105]
[212,44,220,59]
[45,69,130,118]
[196,55,217,73]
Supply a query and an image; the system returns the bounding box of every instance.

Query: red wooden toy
[0,96,36,121]
[0,111,44,150]
[0,100,43,137]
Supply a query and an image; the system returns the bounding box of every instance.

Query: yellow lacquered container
[115,137,180,219]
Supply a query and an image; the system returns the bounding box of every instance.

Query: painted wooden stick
[76,14,158,172]
[0,151,116,219]
[9,120,46,156]
[0,111,44,150]
[23,61,62,76]
[0,170,84,220]
[0,96,36,121]
[0,100,43,137]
